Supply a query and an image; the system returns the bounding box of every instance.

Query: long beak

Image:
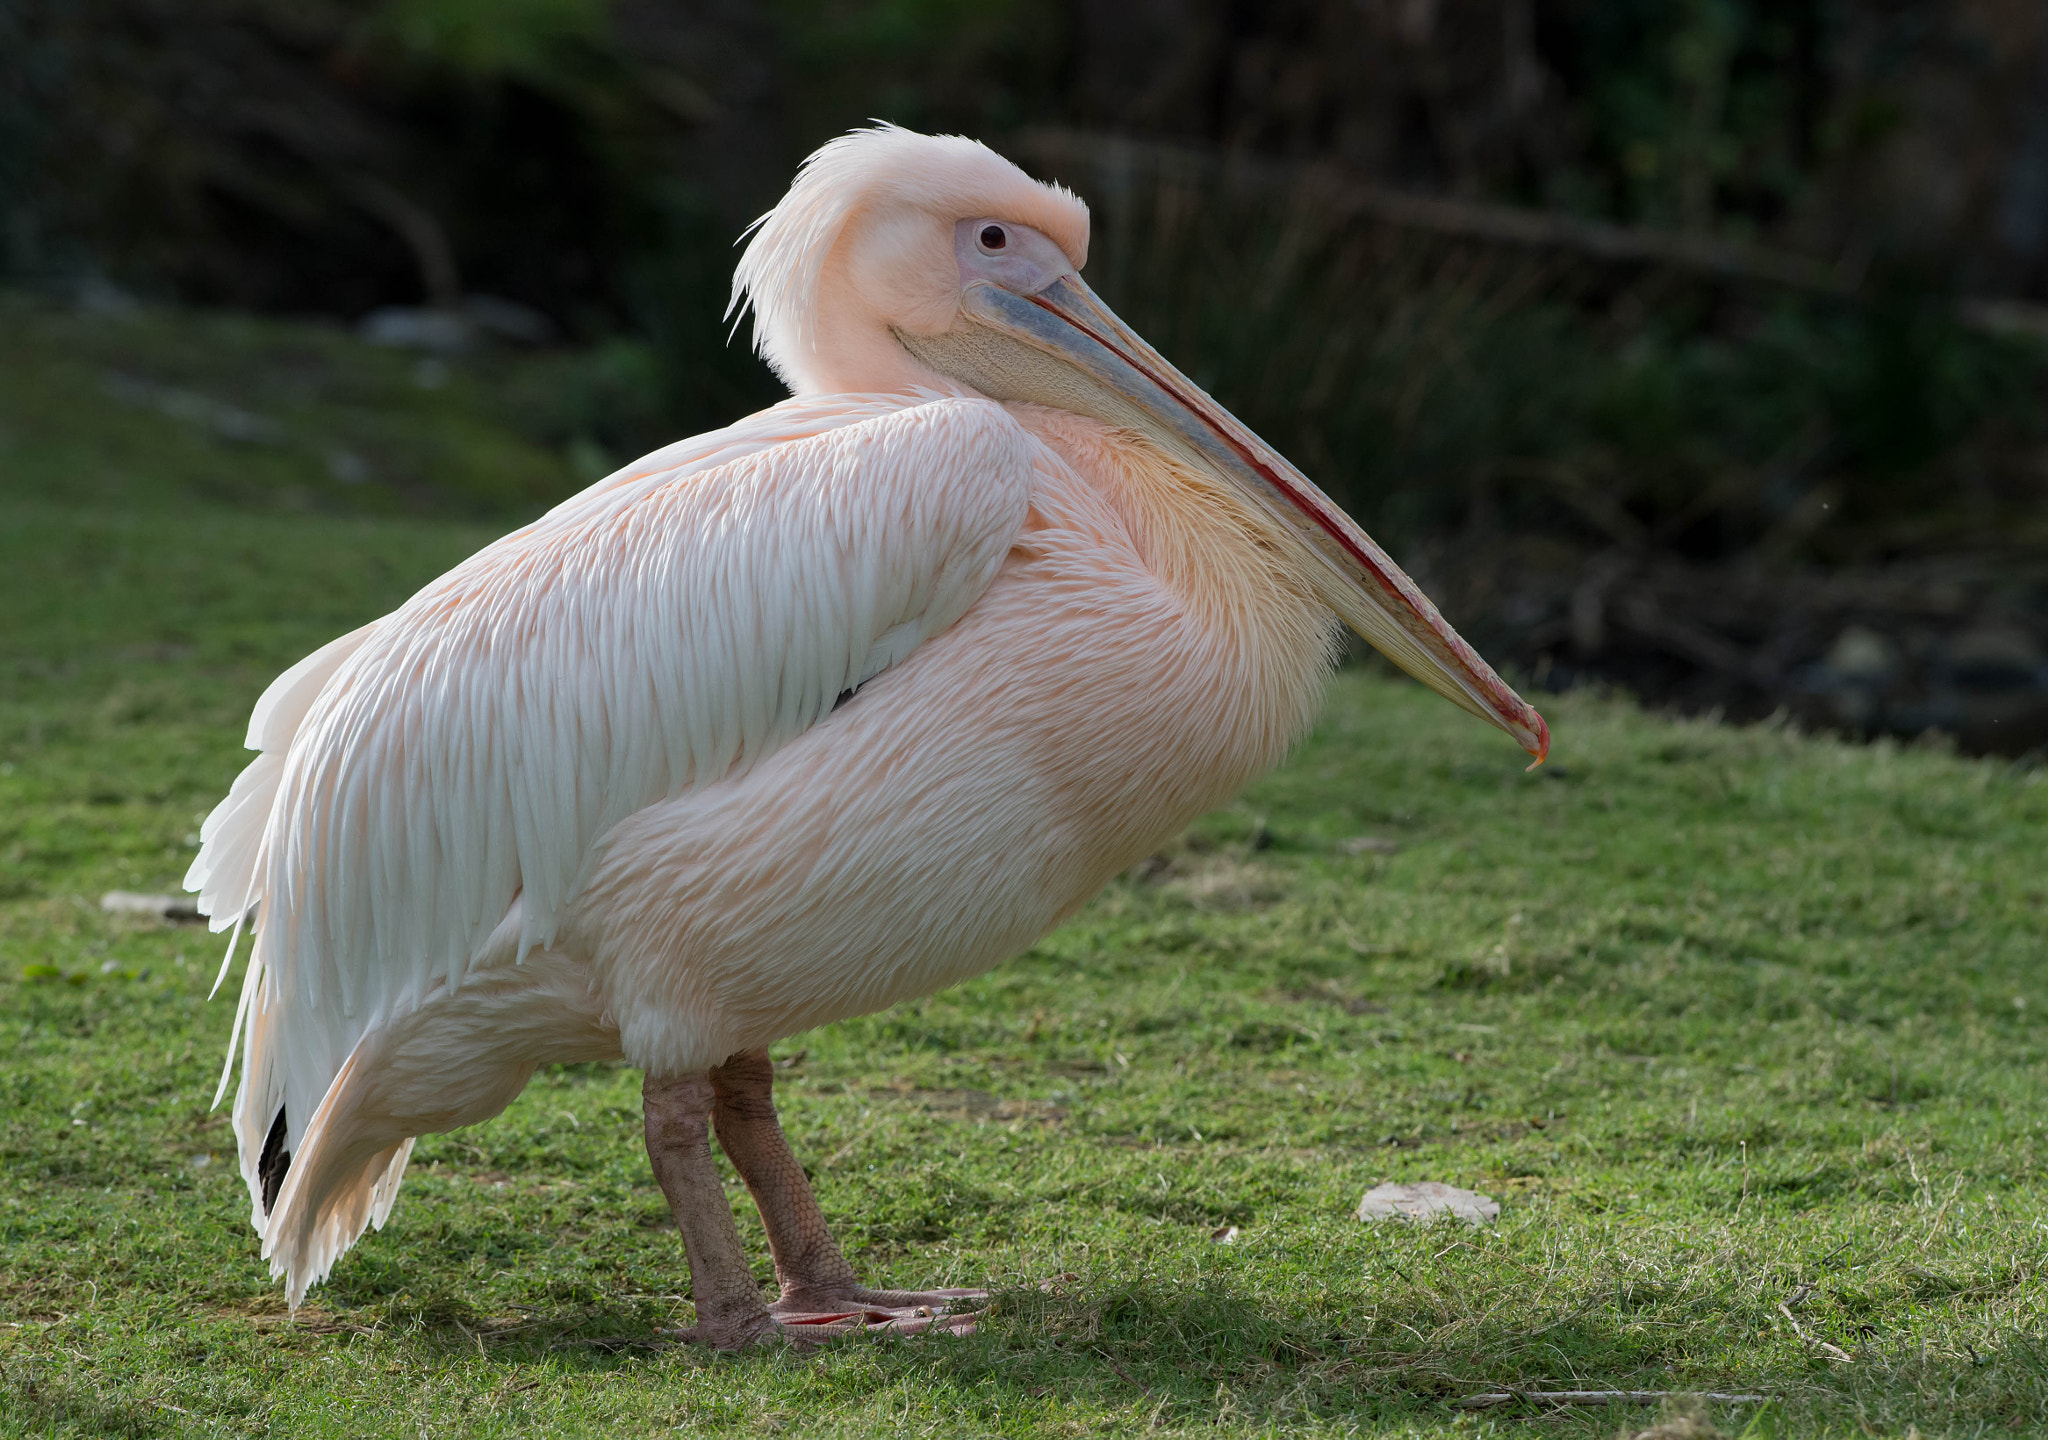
[897,272,1549,764]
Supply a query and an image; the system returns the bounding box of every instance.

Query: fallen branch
[1453,1389,1767,1411]
[1096,1349,1153,1396]
[1016,128,1846,293]
[1778,1302,1855,1363]
[1014,127,2048,338]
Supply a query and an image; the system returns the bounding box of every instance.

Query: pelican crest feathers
[729,124,1089,393]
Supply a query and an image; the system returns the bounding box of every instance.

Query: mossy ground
[3,296,2045,1437]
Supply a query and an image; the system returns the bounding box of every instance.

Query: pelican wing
[189,392,1036,1151]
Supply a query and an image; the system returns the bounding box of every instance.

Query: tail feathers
[185,752,282,932]
[257,1108,291,1214]
[226,976,412,1305]
[234,949,619,1307]
[267,1139,415,1309]
[265,1138,414,1309]
[185,621,379,933]
[257,1044,418,1309]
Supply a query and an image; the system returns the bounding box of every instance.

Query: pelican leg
[708,1049,985,1333]
[640,1072,779,1349]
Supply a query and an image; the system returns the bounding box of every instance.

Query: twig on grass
[1096,1349,1152,1397]
[1452,1389,1767,1411]
[272,1312,378,1338]
[1777,1302,1854,1362]
[554,1333,671,1353]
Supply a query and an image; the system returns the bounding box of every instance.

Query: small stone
[360,307,471,353]
[1356,1181,1500,1226]
[1825,625,1898,682]
[100,892,200,920]
[325,448,370,485]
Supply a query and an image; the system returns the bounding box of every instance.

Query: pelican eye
[978,224,1007,251]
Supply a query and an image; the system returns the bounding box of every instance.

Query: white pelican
[186,125,1547,1348]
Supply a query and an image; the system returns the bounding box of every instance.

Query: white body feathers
[184,124,1357,1308]
[188,389,1337,1305]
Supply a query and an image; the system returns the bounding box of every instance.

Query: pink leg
[708,1049,985,1333]
[640,1072,778,1349]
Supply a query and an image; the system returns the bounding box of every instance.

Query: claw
[771,1298,982,1340]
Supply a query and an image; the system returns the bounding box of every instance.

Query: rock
[1824,625,1899,682]
[359,307,472,353]
[359,296,556,353]
[100,892,200,920]
[1356,1181,1499,1226]
[325,448,370,485]
[1943,625,2044,689]
[461,294,555,345]
[74,275,142,316]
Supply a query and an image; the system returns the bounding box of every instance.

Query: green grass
[4,297,2048,1438]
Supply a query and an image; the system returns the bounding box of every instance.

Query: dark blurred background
[6,0,2048,752]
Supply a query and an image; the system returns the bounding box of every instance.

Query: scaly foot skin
[666,1290,984,1347]
[644,1063,984,1349]
[704,1049,989,1340]
[770,1285,988,1338]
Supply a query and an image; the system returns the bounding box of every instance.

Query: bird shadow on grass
[939,1279,1652,1416]
[912,1280,2048,1433]
[283,1268,2047,1431]
[424,1275,1739,1415]
[2,1360,194,1440]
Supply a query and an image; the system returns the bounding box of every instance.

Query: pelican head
[731,125,1548,762]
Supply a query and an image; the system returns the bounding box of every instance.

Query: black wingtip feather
[258,1108,290,1214]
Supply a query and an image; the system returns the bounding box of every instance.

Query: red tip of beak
[1523,708,1551,770]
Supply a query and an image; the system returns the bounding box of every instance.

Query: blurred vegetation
[9,0,2046,423]
[0,292,582,519]
[5,0,2048,744]
[1090,188,2048,563]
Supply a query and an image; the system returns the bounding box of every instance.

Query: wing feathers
[186,622,379,933]
[192,394,1034,1175]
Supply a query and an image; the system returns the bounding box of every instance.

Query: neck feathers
[1011,404,1341,764]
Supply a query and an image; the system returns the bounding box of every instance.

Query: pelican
[186,125,1547,1348]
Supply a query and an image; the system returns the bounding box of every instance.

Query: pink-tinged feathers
[730,125,1088,395]
[191,391,1038,1255]
[188,124,1531,1309]
[568,407,1340,1074]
